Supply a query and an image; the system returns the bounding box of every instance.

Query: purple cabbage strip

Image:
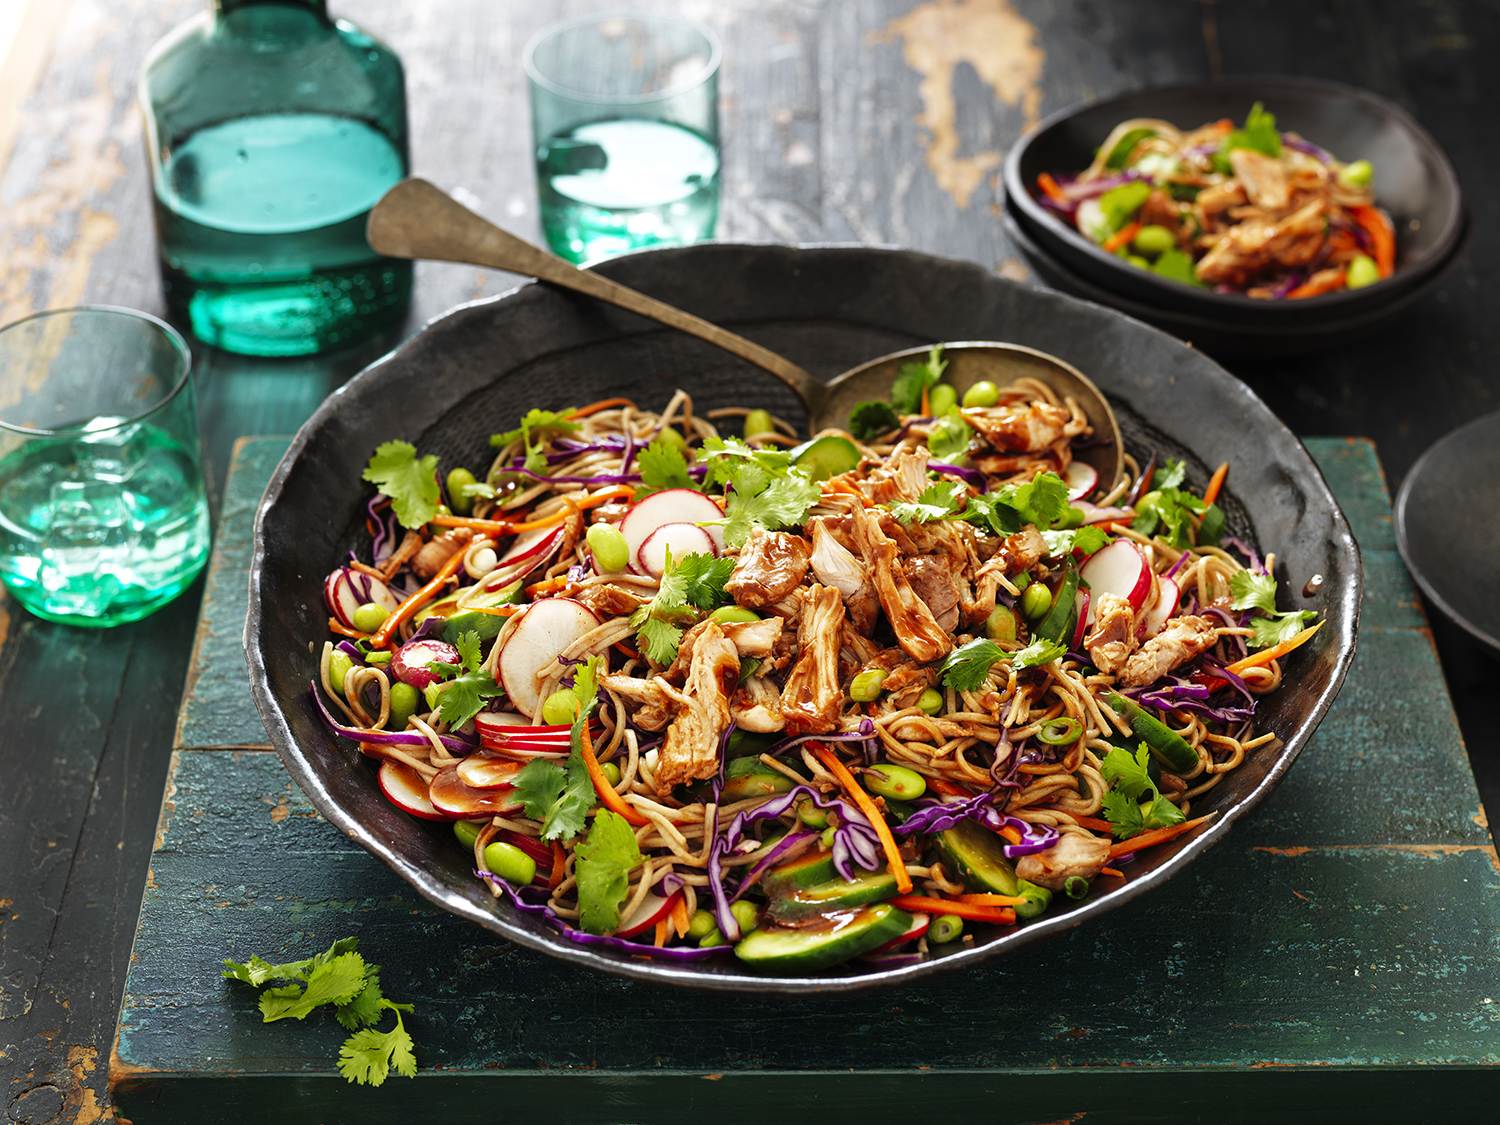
[1127,672,1254,723]
[1282,135,1334,163]
[763,717,877,761]
[894,791,1060,858]
[504,466,642,486]
[929,462,987,491]
[728,829,818,903]
[335,639,364,662]
[310,682,477,755]
[619,432,637,478]
[1038,194,1078,218]
[1219,536,1264,573]
[1163,550,1193,580]
[1268,271,1305,299]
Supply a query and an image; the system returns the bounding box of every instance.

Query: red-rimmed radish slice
[1080,540,1152,628]
[1072,588,1091,651]
[1072,499,1136,525]
[1138,574,1180,641]
[378,760,450,821]
[616,890,683,939]
[390,638,460,690]
[428,764,521,818]
[324,567,401,628]
[498,525,565,572]
[474,712,578,756]
[492,828,554,871]
[456,753,524,790]
[637,522,717,578]
[496,598,602,718]
[1063,461,1098,501]
[871,912,930,953]
[620,488,724,571]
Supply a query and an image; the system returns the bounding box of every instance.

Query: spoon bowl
[366,178,1122,489]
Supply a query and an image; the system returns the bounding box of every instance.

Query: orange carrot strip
[1102,220,1141,253]
[1108,812,1218,860]
[812,746,913,894]
[430,485,635,536]
[928,777,973,798]
[1222,621,1324,676]
[956,893,1028,907]
[1286,272,1347,299]
[669,895,691,939]
[565,397,635,420]
[653,917,670,947]
[370,546,468,648]
[1350,205,1395,277]
[526,576,570,597]
[1201,461,1230,507]
[1036,172,1069,204]
[1099,866,1126,878]
[328,616,365,640]
[614,642,641,660]
[1069,815,1114,834]
[550,841,567,888]
[462,604,524,618]
[999,825,1022,846]
[579,722,651,826]
[889,895,1016,925]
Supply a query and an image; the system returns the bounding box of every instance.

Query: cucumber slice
[1106,692,1199,773]
[933,819,1018,895]
[734,903,914,971]
[719,758,799,803]
[761,847,838,897]
[767,869,900,922]
[790,435,860,482]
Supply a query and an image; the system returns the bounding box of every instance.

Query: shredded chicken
[1229,147,1290,211]
[905,555,962,633]
[1014,832,1112,890]
[600,672,675,731]
[807,516,879,636]
[964,402,1084,453]
[1118,614,1219,687]
[725,527,812,607]
[411,527,474,579]
[1084,592,1137,676]
[731,674,785,732]
[719,615,784,659]
[779,584,846,736]
[574,582,649,618]
[1196,198,1327,288]
[653,620,740,795]
[857,443,930,506]
[849,503,953,664]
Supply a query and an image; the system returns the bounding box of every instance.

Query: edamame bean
[929,914,964,943]
[730,900,759,934]
[351,601,389,633]
[928,384,958,416]
[849,669,888,702]
[709,605,760,624]
[483,840,537,886]
[586,522,630,572]
[1021,582,1052,621]
[796,798,828,829]
[454,820,482,850]
[599,760,622,787]
[445,467,478,516]
[1338,159,1373,187]
[698,927,725,947]
[917,688,943,716]
[1346,253,1380,290]
[388,681,420,729]
[686,909,718,940]
[1125,254,1152,269]
[328,650,354,693]
[542,688,580,725]
[654,426,688,452]
[743,409,776,438]
[863,763,927,801]
[1132,224,1176,257]
[962,380,1000,408]
[985,605,1018,642]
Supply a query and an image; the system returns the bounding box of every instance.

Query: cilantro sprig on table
[1099,744,1186,840]
[629,549,736,666]
[1229,570,1319,649]
[363,441,441,530]
[223,937,416,1087]
[426,630,506,729]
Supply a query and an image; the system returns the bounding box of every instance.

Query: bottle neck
[214,0,328,16]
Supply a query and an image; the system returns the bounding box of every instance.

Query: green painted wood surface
[111,437,1500,1123]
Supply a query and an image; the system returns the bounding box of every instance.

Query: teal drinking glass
[525,12,722,265]
[140,0,412,356]
[0,308,210,626]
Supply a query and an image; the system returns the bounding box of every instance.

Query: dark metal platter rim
[245,242,1360,994]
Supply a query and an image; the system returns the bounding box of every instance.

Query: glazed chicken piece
[857,443,931,506]
[849,503,953,664]
[779,584,846,736]
[653,620,740,795]
[905,555,963,633]
[1084,592,1137,675]
[599,672,675,731]
[731,674,785,733]
[1117,614,1219,687]
[411,527,474,579]
[1229,148,1290,211]
[1196,198,1327,288]
[724,527,812,608]
[1195,180,1248,225]
[718,615,784,659]
[574,581,650,619]
[1014,832,1112,891]
[964,401,1085,454]
[807,516,880,636]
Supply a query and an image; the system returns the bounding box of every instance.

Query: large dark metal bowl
[245,243,1360,994]
[1003,78,1464,335]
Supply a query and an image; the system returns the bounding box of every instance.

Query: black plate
[1395,411,1500,657]
[1003,78,1464,330]
[245,244,1361,994]
[1001,193,1470,359]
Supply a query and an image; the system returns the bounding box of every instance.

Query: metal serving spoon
[366,178,1123,491]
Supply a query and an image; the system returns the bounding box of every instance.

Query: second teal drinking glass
[525,12,722,265]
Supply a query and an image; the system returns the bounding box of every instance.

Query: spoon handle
[367,179,824,407]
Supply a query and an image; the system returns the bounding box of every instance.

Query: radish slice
[620,488,724,573]
[1138,574,1180,641]
[474,713,578,757]
[428,764,521,817]
[378,760,450,821]
[1071,588,1091,651]
[1063,461,1098,501]
[496,598,602,718]
[1073,500,1136,525]
[871,913,930,953]
[616,890,682,939]
[1080,540,1152,628]
[637,522,717,578]
[456,753,524,790]
[492,828,555,871]
[324,567,401,629]
[390,638,460,690]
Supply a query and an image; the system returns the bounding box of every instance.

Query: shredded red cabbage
[311,682,477,754]
[893,791,1059,858]
[929,462,987,491]
[1282,135,1334,163]
[762,718,877,762]
[1219,536,1265,574]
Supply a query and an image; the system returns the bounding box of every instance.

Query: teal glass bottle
[140,0,412,356]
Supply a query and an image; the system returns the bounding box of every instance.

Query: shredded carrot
[1201,461,1230,508]
[1036,172,1069,204]
[1286,272,1347,299]
[928,777,973,798]
[429,485,636,536]
[565,397,635,420]
[579,721,651,826]
[550,841,567,888]
[889,895,1016,925]
[653,917,671,947]
[370,546,468,648]
[328,616,365,640]
[1099,866,1125,879]
[1102,220,1141,254]
[957,893,1028,907]
[614,641,641,660]
[1222,620,1323,676]
[1108,812,1218,860]
[999,825,1022,846]
[1210,118,1233,134]
[812,746,913,894]
[1069,815,1114,834]
[461,604,524,617]
[526,575,569,597]
[669,895,691,939]
[1350,204,1395,277]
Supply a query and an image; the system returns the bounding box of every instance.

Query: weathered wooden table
[4,1,1500,1121]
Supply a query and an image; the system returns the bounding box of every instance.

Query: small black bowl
[1003,78,1464,333]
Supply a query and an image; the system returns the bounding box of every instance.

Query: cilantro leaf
[890,480,967,526]
[890,346,948,414]
[513,758,568,820]
[433,671,506,730]
[1153,458,1187,490]
[953,470,1078,539]
[1228,570,1278,615]
[574,809,645,934]
[1131,487,1208,548]
[489,409,583,473]
[927,409,972,462]
[674,552,736,610]
[1152,247,1204,287]
[1011,636,1067,670]
[1099,181,1151,231]
[335,967,387,1031]
[259,952,368,1021]
[849,400,900,441]
[363,441,441,530]
[338,1001,417,1087]
[939,637,1003,692]
[1225,101,1281,158]
[514,740,597,843]
[698,438,820,548]
[1250,610,1318,649]
[1230,570,1318,649]
[629,551,734,665]
[1041,524,1110,558]
[1099,744,1185,839]
[636,436,698,496]
[635,612,686,667]
[223,937,360,987]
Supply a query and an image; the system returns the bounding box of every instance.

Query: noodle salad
[1035,102,1393,299]
[313,347,1322,973]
